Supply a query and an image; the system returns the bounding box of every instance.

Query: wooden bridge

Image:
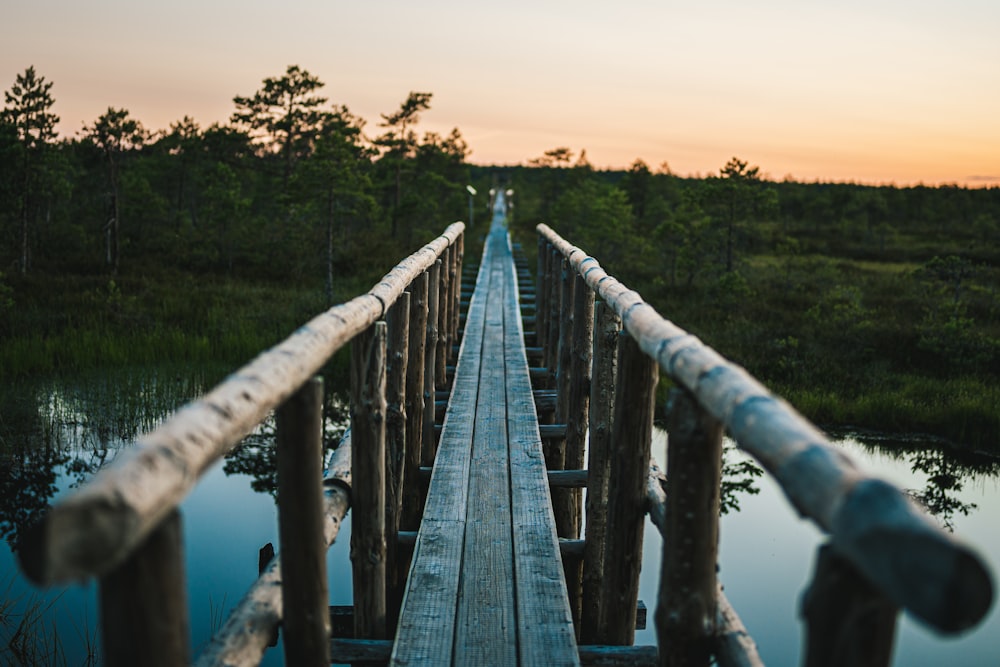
[17,194,994,666]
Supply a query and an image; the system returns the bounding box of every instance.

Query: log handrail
[18,222,464,586]
[537,222,992,635]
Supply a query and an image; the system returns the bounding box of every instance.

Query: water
[1,370,998,665]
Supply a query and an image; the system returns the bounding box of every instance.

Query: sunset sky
[3,0,998,186]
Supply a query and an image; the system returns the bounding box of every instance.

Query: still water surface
[1,369,997,665]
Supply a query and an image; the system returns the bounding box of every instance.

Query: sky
[3,0,999,187]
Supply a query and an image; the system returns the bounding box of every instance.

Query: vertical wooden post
[545,247,562,380]
[351,321,388,639]
[99,510,189,667]
[563,274,595,630]
[801,544,898,667]
[536,237,549,350]
[384,294,410,631]
[436,246,451,390]
[422,260,441,464]
[581,303,621,639]
[551,256,576,537]
[450,234,463,362]
[402,272,429,532]
[598,332,658,645]
[656,388,723,667]
[277,377,329,666]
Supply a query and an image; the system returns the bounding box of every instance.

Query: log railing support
[99,509,189,667]
[551,256,576,537]
[276,377,330,666]
[436,246,451,391]
[581,302,621,640]
[351,322,388,639]
[801,544,898,667]
[536,237,549,352]
[402,272,429,532]
[657,388,723,667]
[384,295,410,632]
[423,260,441,463]
[598,332,658,645]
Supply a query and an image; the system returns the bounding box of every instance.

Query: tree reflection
[905,448,980,532]
[720,442,763,515]
[0,445,68,552]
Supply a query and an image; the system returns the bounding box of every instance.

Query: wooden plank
[455,255,517,666]
[500,227,580,667]
[391,225,495,666]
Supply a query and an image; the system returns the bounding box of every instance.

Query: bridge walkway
[390,201,579,666]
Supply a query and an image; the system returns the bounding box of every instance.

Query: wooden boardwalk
[391,205,580,666]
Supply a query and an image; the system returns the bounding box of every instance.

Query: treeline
[492,150,1000,447]
[0,65,471,292]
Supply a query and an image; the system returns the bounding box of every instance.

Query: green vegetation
[495,152,1000,450]
[2,66,998,450]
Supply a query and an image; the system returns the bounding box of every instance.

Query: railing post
[545,246,562,381]
[99,509,189,667]
[656,388,723,667]
[384,294,410,631]
[581,302,620,639]
[551,256,576,536]
[423,260,441,464]
[402,272,429,532]
[351,321,388,639]
[449,233,463,363]
[598,331,657,645]
[276,377,329,666]
[801,544,898,667]
[536,237,549,351]
[436,246,451,390]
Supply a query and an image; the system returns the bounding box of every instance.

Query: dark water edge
[1,368,998,665]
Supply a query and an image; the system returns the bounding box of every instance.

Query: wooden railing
[17,223,465,666]
[535,223,993,667]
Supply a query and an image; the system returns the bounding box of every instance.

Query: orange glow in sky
[3,1,998,186]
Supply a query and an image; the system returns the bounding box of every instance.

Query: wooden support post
[551,256,576,537]
[450,233,463,362]
[564,274,595,630]
[801,544,899,667]
[545,247,563,381]
[598,332,657,645]
[402,272,429,533]
[99,509,189,667]
[384,294,410,632]
[656,388,723,667]
[581,302,621,640]
[536,236,549,352]
[351,322,388,639]
[436,246,451,391]
[423,260,441,464]
[277,377,330,666]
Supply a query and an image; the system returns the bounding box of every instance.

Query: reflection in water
[720,442,763,515]
[906,448,980,531]
[0,445,68,553]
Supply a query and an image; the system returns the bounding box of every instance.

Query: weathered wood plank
[501,227,580,667]
[455,255,517,666]
[391,223,495,666]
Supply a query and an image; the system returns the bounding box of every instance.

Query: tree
[2,66,59,274]
[712,156,776,273]
[375,92,433,240]
[231,65,328,186]
[83,107,147,274]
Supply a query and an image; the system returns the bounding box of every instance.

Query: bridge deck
[390,213,579,666]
